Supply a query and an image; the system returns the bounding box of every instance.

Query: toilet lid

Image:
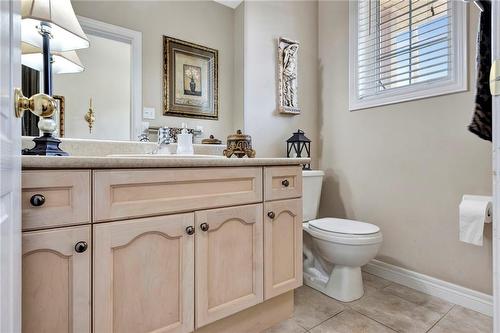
[309,218,380,235]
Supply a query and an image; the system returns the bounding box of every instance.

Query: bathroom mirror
[21,16,141,141]
[54,16,141,141]
[21,0,245,142]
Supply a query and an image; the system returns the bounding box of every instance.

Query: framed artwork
[163,36,218,120]
[53,95,65,137]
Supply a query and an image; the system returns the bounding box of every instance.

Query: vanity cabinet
[21,165,303,333]
[195,204,263,328]
[264,199,303,299]
[93,213,195,333]
[22,226,91,333]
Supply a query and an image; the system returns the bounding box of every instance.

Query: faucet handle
[138,133,149,142]
[158,126,172,144]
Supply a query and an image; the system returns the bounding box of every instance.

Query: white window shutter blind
[350,0,466,110]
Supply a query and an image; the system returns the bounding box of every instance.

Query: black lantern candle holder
[287,129,311,170]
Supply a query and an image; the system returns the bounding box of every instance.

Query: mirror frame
[77,16,142,140]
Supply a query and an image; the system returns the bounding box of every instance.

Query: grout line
[425,304,455,333]
[366,279,456,316]
[352,309,400,332]
[302,309,346,332]
[299,279,459,333]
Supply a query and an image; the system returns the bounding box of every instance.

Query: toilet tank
[302,170,325,222]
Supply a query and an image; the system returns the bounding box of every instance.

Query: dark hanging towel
[468,0,492,141]
[21,65,40,136]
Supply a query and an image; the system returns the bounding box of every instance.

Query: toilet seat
[309,218,380,235]
[305,218,382,245]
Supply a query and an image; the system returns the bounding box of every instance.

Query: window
[349,0,467,110]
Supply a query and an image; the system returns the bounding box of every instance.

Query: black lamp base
[22,133,69,156]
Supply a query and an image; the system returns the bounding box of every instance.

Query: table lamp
[20,0,89,156]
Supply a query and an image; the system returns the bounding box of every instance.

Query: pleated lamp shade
[21,0,89,52]
[22,42,84,74]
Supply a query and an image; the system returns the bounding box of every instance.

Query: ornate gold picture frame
[163,36,219,120]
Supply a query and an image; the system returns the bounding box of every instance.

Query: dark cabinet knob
[267,211,276,219]
[282,179,290,187]
[200,223,209,232]
[74,241,88,253]
[186,226,195,235]
[30,194,45,207]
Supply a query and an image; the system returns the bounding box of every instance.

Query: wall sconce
[84,98,95,134]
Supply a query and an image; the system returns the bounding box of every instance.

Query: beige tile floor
[264,272,492,333]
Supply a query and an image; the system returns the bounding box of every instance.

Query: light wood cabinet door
[264,199,303,299]
[22,226,91,333]
[93,213,195,333]
[195,204,264,328]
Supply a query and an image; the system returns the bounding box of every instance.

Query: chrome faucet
[153,126,172,154]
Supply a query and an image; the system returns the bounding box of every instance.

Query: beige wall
[243,0,319,167]
[54,34,131,140]
[318,1,492,294]
[233,3,245,131]
[70,0,493,294]
[72,0,238,140]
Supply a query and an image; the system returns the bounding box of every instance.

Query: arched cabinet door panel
[195,204,264,328]
[22,225,91,333]
[93,213,195,333]
[264,199,303,299]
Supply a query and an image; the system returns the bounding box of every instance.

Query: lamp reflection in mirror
[22,43,84,74]
[21,0,89,156]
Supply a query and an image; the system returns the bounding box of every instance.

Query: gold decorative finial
[84,97,95,133]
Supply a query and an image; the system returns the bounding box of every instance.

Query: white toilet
[302,170,383,302]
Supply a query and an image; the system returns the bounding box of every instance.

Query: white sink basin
[107,153,225,159]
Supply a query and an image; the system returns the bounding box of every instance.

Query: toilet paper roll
[459,195,492,246]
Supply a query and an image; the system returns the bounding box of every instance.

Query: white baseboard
[363,259,493,317]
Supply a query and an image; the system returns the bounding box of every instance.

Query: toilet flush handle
[267,211,276,219]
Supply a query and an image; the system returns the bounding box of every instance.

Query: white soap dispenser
[176,123,194,155]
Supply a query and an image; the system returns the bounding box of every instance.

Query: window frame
[348,0,468,111]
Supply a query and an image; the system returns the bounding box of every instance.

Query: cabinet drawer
[93,167,263,222]
[22,170,91,231]
[264,166,302,201]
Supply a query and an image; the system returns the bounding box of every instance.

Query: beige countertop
[22,155,310,169]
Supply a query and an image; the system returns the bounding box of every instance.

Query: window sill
[348,78,468,111]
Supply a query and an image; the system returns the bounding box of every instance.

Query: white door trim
[77,15,143,140]
[0,0,22,331]
[492,0,500,330]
